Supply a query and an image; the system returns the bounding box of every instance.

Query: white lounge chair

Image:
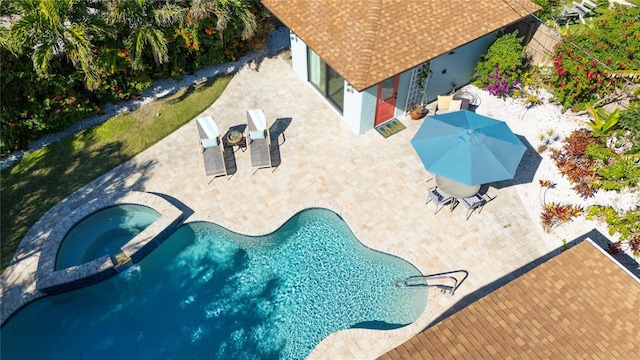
[246,109,273,173]
[572,0,600,23]
[196,116,229,179]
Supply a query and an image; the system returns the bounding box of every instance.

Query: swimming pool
[55,204,161,270]
[2,208,427,359]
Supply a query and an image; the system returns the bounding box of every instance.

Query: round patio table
[227,130,243,145]
[435,175,480,198]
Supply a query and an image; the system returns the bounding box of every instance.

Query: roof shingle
[380,241,640,359]
[261,0,541,91]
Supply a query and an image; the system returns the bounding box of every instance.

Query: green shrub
[587,205,640,244]
[531,0,564,22]
[586,143,640,191]
[474,31,527,97]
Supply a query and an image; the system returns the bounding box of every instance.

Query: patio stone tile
[0,53,577,358]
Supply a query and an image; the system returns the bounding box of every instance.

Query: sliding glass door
[307,48,344,112]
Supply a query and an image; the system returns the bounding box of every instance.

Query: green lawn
[0,75,233,270]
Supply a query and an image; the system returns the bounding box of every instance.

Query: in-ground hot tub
[55,204,161,271]
[35,191,184,295]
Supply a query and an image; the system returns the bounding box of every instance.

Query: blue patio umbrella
[410,110,526,186]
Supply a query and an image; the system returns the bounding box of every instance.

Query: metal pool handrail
[395,269,469,296]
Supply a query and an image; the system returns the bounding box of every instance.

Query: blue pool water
[55,204,160,270]
[2,209,427,359]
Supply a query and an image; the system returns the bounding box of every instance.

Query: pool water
[55,204,161,270]
[2,209,427,359]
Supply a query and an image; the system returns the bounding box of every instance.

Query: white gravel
[466,84,639,272]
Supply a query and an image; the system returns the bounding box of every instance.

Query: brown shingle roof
[379,241,640,359]
[261,0,541,91]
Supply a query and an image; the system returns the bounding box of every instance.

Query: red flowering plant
[549,5,640,111]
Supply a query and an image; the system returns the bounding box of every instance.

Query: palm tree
[105,0,184,70]
[182,0,256,48]
[1,0,106,89]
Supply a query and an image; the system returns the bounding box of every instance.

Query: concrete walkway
[2,51,577,358]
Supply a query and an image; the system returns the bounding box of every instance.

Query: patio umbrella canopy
[411,110,526,186]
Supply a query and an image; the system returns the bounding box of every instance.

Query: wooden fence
[507,19,562,67]
[507,18,637,111]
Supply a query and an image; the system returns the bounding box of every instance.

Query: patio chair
[460,193,488,220]
[246,109,273,173]
[426,186,453,214]
[196,116,229,179]
[435,94,470,115]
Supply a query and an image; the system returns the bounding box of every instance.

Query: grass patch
[0,75,233,270]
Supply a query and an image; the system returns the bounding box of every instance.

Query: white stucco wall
[359,86,377,134]
[425,32,498,102]
[343,84,364,134]
[287,29,499,135]
[289,31,307,82]
[288,31,365,135]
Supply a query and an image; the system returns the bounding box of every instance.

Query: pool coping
[36,191,184,295]
[0,191,183,325]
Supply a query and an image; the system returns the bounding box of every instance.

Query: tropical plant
[586,144,640,191]
[105,0,185,70]
[587,205,640,258]
[540,202,583,233]
[531,0,564,22]
[415,62,431,95]
[584,103,620,140]
[536,129,559,153]
[0,0,107,89]
[538,179,583,233]
[181,0,257,49]
[549,129,600,198]
[617,106,640,154]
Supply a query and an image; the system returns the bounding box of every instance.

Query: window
[307,48,344,112]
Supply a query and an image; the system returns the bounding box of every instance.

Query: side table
[227,130,245,151]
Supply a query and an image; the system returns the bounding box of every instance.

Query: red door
[374,75,400,126]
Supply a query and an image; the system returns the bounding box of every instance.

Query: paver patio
[2,52,578,359]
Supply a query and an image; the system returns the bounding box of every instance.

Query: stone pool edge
[0,191,184,325]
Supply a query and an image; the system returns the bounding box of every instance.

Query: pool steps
[395,270,469,296]
[35,191,184,295]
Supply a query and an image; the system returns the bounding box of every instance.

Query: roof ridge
[353,0,383,89]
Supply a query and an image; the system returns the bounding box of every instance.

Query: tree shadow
[488,135,542,189]
[1,129,156,270]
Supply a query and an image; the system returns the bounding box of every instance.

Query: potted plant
[410,104,425,120]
